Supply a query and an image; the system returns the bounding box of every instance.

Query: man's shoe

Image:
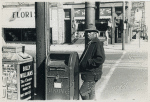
[81,95,89,100]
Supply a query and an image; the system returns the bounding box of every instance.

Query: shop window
[96,23,108,31]
[77,23,85,31]
[4,28,36,42]
[5,29,21,41]
[22,29,36,41]
[99,31,105,37]
[64,9,71,19]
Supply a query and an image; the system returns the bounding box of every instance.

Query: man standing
[79,28,105,100]
[105,28,109,46]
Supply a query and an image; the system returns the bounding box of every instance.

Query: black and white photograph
[0,0,149,101]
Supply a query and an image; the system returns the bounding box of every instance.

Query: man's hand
[88,59,96,67]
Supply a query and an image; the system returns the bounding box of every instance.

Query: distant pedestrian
[79,28,105,100]
[105,28,109,46]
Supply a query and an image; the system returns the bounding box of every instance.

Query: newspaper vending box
[2,45,34,100]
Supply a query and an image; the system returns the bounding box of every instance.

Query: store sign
[132,2,144,9]
[12,11,34,18]
[100,8,111,16]
[74,9,85,17]
[75,8,111,18]
[20,62,33,100]
[135,10,142,21]
[9,8,35,22]
[2,7,35,28]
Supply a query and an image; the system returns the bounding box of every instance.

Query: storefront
[115,7,123,43]
[73,8,85,39]
[4,28,36,42]
[2,7,36,43]
[96,7,112,42]
[72,7,112,43]
[2,2,130,45]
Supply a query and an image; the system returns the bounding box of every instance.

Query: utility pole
[139,20,141,48]
[142,10,144,39]
[35,2,50,100]
[112,6,115,44]
[122,1,125,50]
[141,14,143,39]
[85,2,96,46]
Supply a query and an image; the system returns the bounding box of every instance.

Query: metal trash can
[2,45,34,100]
[45,51,79,100]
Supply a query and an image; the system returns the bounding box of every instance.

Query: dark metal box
[45,51,79,100]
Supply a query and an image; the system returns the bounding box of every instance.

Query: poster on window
[2,64,18,100]
[100,8,111,17]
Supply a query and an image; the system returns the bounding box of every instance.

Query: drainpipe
[85,2,96,46]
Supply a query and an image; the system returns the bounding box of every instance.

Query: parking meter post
[22,46,25,53]
[122,1,125,50]
[139,31,140,48]
[112,6,115,45]
[139,20,141,48]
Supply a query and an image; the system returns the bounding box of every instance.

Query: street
[1,1,149,101]
[25,39,148,101]
[95,50,148,101]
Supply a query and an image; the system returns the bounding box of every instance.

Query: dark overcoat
[79,37,105,82]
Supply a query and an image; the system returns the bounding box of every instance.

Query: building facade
[131,1,145,39]
[2,2,135,45]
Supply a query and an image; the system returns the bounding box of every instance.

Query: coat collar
[90,37,99,43]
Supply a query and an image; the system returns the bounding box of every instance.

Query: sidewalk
[5,39,148,53]
[104,39,148,52]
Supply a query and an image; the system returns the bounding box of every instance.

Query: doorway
[50,28,52,44]
[64,20,71,43]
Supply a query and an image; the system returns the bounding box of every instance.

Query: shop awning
[2,7,35,28]
[74,17,85,20]
[74,16,111,20]
[100,16,111,19]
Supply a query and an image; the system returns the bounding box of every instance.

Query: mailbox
[2,45,34,100]
[45,51,79,100]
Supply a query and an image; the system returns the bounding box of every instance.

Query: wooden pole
[35,2,50,100]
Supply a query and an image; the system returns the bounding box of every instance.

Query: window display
[4,28,36,42]
[76,20,85,31]
[5,29,21,41]
[22,29,36,41]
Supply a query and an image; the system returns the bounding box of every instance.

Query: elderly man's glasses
[88,32,97,36]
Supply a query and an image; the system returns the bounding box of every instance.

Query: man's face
[88,32,97,40]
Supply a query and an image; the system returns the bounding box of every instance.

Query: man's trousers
[80,81,96,100]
